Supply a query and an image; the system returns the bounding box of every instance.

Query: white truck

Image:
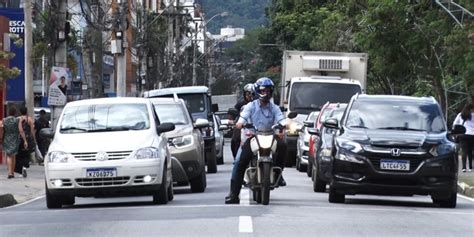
[280,50,368,167]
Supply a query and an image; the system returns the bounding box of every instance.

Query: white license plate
[380,160,410,171]
[86,168,117,178]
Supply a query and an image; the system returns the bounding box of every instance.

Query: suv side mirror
[323,118,339,129]
[307,127,320,136]
[194,118,209,129]
[212,104,219,113]
[157,122,175,133]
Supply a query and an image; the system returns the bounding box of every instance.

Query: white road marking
[241,188,250,206]
[458,194,474,202]
[239,216,253,233]
[4,195,45,209]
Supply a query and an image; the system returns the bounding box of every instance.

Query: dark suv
[324,94,458,208]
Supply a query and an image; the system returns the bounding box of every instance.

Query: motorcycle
[243,123,285,205]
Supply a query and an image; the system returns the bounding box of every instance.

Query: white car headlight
[336,138,363,153]
[135,147,160,159]
[171,135,194,148]
[48,151,71,163]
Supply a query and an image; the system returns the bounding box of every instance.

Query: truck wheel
[206,146,218,173]
[190,170,207,193]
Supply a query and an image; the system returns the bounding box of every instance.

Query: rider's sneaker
[225,194,240,204]
[278,176,287,186]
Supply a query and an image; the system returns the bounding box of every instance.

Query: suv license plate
[86,168,117,178]
[380,160,410,171]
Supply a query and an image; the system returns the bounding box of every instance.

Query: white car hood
[50,130,155,153]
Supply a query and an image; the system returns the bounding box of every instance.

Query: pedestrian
[2,106,21,178]
[452,102,474,172]
[34,109,50,162]
[15,106,37,178]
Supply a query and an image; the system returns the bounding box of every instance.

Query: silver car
[296,111,320,172]
[150,97,209,193]
[213,114,226,164]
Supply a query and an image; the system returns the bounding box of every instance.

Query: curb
[0,194,17,208]
[457,182,474,198]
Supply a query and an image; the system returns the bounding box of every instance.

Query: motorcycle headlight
[171,135,194,148]
[287,120,302,135]
[47,151,72,163]
[135,147,160,159]
[336,138,363,153]
[429,144,455,157]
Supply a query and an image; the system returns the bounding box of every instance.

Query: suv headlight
[171,135,194,148]
[48,151,72,163]
[335,150,364,164]
[336,138,363,153]
[429,144,455,157]
[135,147,160,159]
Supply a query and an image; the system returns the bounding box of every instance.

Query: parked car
[306,102,345,178]
[308,105,346,192]
[144,86,219,173]
[213,114,226,164]
[42,97,175,208]
[296,111,319,172]
[325,94,458,208]
[150,97,209,193]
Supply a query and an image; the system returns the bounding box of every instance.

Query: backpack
[21,118,36,153]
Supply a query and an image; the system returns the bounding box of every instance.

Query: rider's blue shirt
[237,100,285,132]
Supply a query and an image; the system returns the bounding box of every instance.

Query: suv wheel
[328,187,345,203]
[206,145,218,173]
[313,166,326,193]
[190,170,207,193]
[432,193,457,208]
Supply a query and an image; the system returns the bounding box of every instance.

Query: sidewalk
[0,161,473,208]
[0,163,45,208]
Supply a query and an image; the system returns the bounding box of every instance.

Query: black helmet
[254,77,274,102]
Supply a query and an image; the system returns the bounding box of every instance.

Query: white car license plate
[380,160,410,171]
[86,168,117,178]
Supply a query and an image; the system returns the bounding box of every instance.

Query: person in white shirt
[452,102,474,172]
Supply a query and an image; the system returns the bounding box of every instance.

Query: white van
[42,97,175,208]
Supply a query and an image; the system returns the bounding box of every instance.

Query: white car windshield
[59,103,150,133]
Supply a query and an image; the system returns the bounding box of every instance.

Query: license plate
[86,168,117,178]
[380,160,410,171]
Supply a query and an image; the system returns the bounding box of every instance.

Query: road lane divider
[239,216,253,233]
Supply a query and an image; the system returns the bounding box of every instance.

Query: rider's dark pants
[231,128,241,159]
[231,135,286,185]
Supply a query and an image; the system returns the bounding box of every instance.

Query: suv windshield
[289,82,361,113]
[158,94,206,114]
[60,104,150,133]
[154,104,189,125]
[345,100,445,133]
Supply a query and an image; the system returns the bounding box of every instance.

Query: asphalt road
[1,139,473,237]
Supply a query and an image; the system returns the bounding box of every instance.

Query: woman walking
[15,106,36,178]
[453,102,474,172]
[3,106,21,178]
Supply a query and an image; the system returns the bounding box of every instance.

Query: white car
[42,97,175,208]
[296,111,320,172]
[213,114,226,164]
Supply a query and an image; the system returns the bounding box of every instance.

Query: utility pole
[192,22,198,86]
[52,0,68,130]
[167,3,175,87]
[116,0,128,97]
[24,0,33,117]
[90,1,103,98]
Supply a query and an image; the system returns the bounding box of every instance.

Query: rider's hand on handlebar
[277,132,284,140]
[236,123,243,129]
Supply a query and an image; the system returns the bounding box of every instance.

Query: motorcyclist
[230,83,254,159]
[225,77,287,204]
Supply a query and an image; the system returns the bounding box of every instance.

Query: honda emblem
[390,148,401,157]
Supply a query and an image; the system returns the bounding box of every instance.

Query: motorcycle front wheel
[261,163,271,205]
